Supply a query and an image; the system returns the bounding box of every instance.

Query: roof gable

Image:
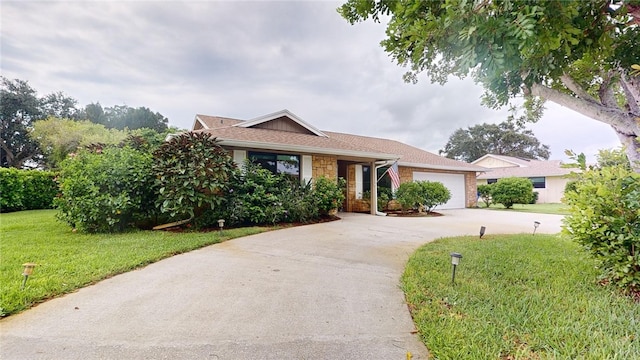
[234,109,327,137]
[472,154,533,168]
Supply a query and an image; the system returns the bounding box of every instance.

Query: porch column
[370,160,377,215]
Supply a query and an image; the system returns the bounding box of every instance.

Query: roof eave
[218,139,400,160]
[235,109,328,138]
[398,161,487,173]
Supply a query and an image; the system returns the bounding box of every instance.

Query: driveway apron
[0,209,563,359]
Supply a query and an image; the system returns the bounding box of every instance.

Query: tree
[0,77,42,168]
[40,91,80,119]
[339,1,640,171]
[31,117,128,168]
[440,120,550,162]
[103,105,168,132]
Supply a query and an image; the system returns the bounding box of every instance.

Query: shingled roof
[474,154,573,178]
[190,110,485,172]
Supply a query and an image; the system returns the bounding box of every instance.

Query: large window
[529,177,546,189]
[361,165,392,196]
[487,179,498,184]
[248,152,300,181]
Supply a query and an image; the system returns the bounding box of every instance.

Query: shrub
[418,181,451,213]
[491,177,534,209]
[396,181,424,212]
[313,176,346,215]
[224,160,288,225]
[55,146,155,232]
[362,186,392,211]
[0,168,57,212]
[477,183,493,208]
[563,166,640,293]
[153,132,236,220]
[0,168,24,212]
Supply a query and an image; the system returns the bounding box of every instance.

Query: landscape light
[533,221,540,235]
[217,219,225,232]
[479,226,486,239]
[21,263,36,290]
[450,253,463,285]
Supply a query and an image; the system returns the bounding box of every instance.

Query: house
[191,109,486,214]
[472,154,574,203]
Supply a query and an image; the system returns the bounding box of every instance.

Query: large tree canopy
[1,78,43,167]
[440,121,550,162]
[339,0,640,171]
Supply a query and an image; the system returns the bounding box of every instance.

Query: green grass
[0,210,268,317]
[478,202,570,215]
[402,234,640,359]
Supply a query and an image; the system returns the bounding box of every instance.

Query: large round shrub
[418,180,451,213]
[396,181,423,212]
[55,146,155,232]
[491,177,534,209]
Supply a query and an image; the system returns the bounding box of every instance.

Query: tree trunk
[530,82,640,173]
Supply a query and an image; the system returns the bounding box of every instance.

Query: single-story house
[190,109,486,214]
[472,154,574,203]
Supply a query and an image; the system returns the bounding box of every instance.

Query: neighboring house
[189,109,486,214]
[472,154,574,203]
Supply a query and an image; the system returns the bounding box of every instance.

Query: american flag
[388,161,400,192]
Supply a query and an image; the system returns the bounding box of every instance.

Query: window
[487,179,498,184]
[362,165,371,194]
[529,177,546,189]
[248,152,300,181]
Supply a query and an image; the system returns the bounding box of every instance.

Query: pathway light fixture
[450,253,462,285]
[21,263,36,290]
[533,221,540,235]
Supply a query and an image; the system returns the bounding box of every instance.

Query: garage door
[412,172,466,210]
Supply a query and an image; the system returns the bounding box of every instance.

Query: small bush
[396,182,423,212]
[396,181,451,213]
[55,146,155,232]
[0,168,57,212]
[419,181,451,213]
[477,183,493,208]
[563,166,640,293]
[491,177,534,209]
[313,176,346,215]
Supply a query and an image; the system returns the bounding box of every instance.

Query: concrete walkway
[0,209,563,359]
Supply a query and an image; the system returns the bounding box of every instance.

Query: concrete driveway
[0,209,563,359]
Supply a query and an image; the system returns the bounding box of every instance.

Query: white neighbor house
[473,154,574,204]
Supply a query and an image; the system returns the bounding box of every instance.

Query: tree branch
[619,70,640,115]
[598,71,618,109]
[530,82,637,132]
[560,73,598,103]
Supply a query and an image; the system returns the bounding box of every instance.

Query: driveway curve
[0,209,563,359]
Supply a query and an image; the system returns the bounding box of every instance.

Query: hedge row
[0,168,57,213]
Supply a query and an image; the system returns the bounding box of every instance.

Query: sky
[1,0,621,162]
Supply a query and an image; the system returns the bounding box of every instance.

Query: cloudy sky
[2,0,621,161]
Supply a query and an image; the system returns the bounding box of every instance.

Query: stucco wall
[474,157,518,168]
[477,176,569,204]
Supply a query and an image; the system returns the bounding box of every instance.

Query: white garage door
[412,172,466,210]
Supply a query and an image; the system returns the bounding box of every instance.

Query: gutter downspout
[372,159,398,216]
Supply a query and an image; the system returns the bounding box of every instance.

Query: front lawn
[0,210,267,317]
[478,202,570,215]
[402,234,639,359]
